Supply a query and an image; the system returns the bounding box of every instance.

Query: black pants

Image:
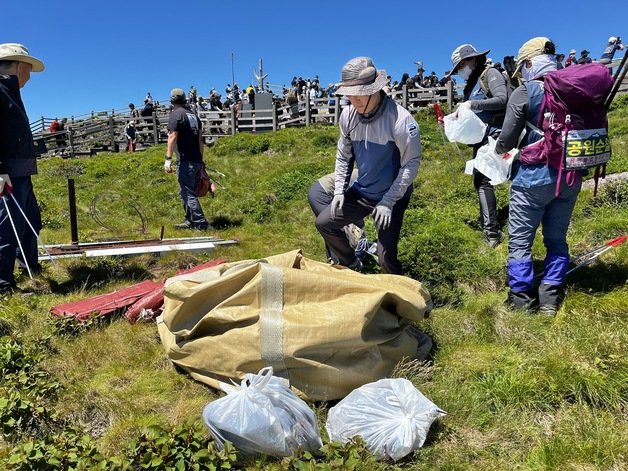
[315,187,411,274]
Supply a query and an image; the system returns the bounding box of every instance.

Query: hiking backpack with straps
[519,63,613,195]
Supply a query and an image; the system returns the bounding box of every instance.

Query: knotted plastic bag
[326,378,446,461]
[443,106,487,144]
[202,367,323,457]
[473,136,518,185]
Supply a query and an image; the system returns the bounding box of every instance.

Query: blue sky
[5,0,627,122]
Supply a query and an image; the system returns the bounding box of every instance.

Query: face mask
[457,65,472,80]
[520,54,557,82]
[521,64,535,82]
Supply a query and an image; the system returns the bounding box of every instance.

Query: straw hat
[335,57,388,96]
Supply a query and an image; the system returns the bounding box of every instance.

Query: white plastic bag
[325,378,446,461]
[473,136,518,185]
[443,106,487,144]
[202,367,323,457]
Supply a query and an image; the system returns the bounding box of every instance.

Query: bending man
[315,57,421,274]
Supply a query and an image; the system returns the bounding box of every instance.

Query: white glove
[330,194,345,219]
[0,174,12,196]
[372,204,392,231]
[164,159,173,173]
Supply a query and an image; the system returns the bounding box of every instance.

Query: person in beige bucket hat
[314,56,421,274]
[0,43,45,73]
[0,43,46,294]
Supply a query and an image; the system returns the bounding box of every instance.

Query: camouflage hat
[170,88,186,104]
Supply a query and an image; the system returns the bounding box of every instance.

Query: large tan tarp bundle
[157,250,432,400]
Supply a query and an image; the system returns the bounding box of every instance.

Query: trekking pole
[8,192,55,263]
[531,235,627,283]
[1,196,33,278]
[604,53,628,109]
[565,234,627,276]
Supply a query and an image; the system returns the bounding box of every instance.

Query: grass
[0,99,627,469]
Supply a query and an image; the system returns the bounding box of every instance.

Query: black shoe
[538,284,564,316]
[506,289,538,312]
[484,230,505,248]
[0,284,16,297]
[407,325,434,361]
[174,220,193,229]
[194,222,213,231]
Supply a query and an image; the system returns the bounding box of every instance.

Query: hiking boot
[537,304,558,316]
[484,230,505,249]
[538,283,564,317]
[347,258,363,272]
[174,220,193,229]
[0,284,16,298]
[505,289,538,312]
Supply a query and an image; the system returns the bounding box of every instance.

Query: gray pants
[177,161,208,226]
[315,186,411,275]
[507,179,581,291]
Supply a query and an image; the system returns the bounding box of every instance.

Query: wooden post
[447,81,453,109]
[108,116,116,151]
[152,114,158,145]
[305,93,311,126]
[334,99,340,124]
[40,116,45,133]
[230,107,236,135]
[272,105,277,131]
[402,85,408,110]
[67,127,75,158]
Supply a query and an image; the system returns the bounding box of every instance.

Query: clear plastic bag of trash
[202,367,323,457]
[325,378,446,461]
[443,106,487,144]
[473,136,518,185]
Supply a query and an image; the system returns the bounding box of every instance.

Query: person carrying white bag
[473,136,518,185]
[443,43,511,248]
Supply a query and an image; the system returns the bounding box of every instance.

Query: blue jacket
[0,75,37,176]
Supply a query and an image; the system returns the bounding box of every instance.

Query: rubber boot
[538,284,564,316]
[478,185,502,248]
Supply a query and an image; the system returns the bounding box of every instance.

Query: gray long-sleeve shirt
[468,68,509,112]
[495,85,528,154]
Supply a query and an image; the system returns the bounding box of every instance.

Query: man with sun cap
[314,56,421,274]
[165,88,211,231]
[0,43,45,294]
[495,37,583,316]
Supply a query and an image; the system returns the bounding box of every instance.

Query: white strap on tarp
[259,264,288,378]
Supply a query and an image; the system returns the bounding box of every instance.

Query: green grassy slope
[0,96,626,470]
